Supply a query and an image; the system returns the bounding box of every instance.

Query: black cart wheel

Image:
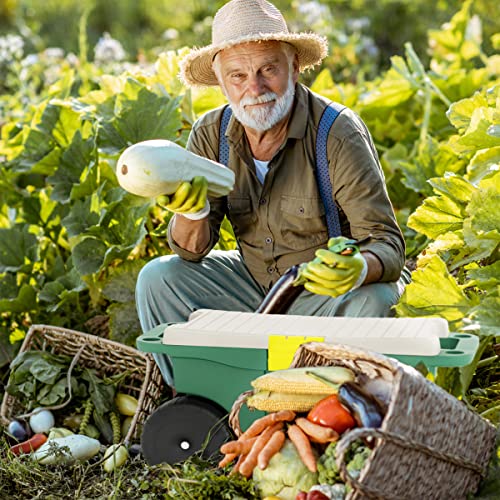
[141,395,234,465]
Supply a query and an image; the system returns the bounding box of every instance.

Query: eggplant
[255,265,304,314]
[338,381,384,428]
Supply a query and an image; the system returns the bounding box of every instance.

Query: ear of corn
[246,391,326,412]
[251,366,355,394]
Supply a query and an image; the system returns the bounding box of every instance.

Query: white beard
[228,76,296,132]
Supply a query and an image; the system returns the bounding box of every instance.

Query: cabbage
[252,440,318,500]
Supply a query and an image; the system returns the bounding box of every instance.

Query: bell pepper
[307,394,356,434]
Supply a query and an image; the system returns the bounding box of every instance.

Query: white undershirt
[253,158,270,184]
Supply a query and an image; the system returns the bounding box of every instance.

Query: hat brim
[179,32,328,88]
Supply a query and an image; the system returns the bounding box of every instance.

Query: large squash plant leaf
[0,226,38,272]
[394,255,474,328]
[407,194,465,239]
[98,77,183,155]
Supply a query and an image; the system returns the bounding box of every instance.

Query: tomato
[307,394,356,434]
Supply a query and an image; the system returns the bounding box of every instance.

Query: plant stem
[480,404,500,419]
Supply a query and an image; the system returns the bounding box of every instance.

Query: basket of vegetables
[1,324,163,467]
[224,342,497,500]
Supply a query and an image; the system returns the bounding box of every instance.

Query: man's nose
[246,74,266,96]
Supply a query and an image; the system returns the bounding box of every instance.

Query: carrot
[10,433,48,455]
[288,424,317,473]
[218,452,237,468]
[257,429,285,470]
[240,410,295,439]
[239,422,283,477]
[295,417,339,444]
[220,436,258,455]
[230,452,247,475]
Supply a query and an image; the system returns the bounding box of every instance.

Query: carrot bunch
[218,409,340,477]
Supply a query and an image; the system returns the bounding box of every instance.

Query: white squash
[33,434,101,465]
[116,139,235,198]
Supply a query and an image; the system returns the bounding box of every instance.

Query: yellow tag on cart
[268,335,324,371]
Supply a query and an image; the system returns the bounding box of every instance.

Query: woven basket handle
[335,427,486,500]
[228,390,254,438]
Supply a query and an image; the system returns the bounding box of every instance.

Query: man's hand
[159,176,208,215]
[299,237,368,297]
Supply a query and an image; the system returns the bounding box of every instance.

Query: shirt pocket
[227,196,256,240]
[280,195,328,249]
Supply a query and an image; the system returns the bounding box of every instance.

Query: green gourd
[116,139,235,198]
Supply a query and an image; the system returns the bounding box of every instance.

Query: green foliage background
[0,0,499,426]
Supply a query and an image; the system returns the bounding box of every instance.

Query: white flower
[347,17,371,32]
[43,47,65,60]
[66,52,79,66]
[21,54,39,66]
[0,34,24,62]
[296,1,330,26]
[163,28,179,41]
[94,32,126,63]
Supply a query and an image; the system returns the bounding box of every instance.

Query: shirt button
[265,237,272,244]
[267,266,275,274]
[259,198,267,205]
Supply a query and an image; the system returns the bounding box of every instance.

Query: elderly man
[136,0,409,382]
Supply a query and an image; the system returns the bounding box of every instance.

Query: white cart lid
[162,310,449,356]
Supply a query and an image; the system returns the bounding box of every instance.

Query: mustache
[240,92,278,106]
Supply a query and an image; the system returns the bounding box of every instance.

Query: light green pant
[135,250,410,385]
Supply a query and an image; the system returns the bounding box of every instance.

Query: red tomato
[307,394,356,434]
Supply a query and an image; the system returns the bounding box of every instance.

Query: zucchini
[116,139,235,198]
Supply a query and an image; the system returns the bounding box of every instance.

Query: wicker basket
[231,342,497,500]
[1,324,164,444]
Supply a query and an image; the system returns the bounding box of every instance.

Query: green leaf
[468,292,500,336]
[416,231,464,268]
[467,147,500,184]
[82,369,115,415]
[395,255,473,327]
[450,107,500,154]
[466,262,500,291]
[360,69,415,110]
[0,283,37,314]
[102,260,144,303]
[462,176,500,258]
[107,301,142,346]
[408,195,465,239]
[72,237,107,276]
[47,131,95,203]
[98,77,183,154]
[61,197,100,237]
[30,357,65,385]
[39,268,86,311]
[400,137,466,195]
[0,227,38,272]
[446,91,489,132]
[428,173,476,205]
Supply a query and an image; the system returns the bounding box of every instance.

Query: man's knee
[136,254,185,293]
[335,281,402,317]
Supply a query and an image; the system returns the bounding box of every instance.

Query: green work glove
[299,237,368,298]
[158,176,209,218]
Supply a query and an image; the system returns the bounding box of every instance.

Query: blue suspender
[315,102,346,238]
[218,102,346,238]
[218,105,232,168]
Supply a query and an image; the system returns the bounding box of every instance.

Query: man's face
[214,41,299,131]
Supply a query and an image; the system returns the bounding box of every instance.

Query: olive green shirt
[168,83,405,290]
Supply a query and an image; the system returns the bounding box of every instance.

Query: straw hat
[179,0,328,87]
